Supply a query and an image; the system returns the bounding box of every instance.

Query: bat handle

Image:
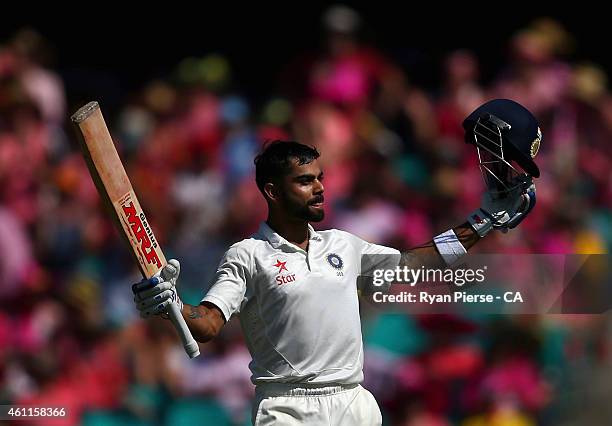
[167,302,200,358]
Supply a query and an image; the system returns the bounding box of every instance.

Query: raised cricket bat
[71,101,200,358]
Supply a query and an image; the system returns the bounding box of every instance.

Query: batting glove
[468,177,536,238]
[132,259,183,318]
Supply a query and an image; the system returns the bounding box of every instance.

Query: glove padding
[468,177,536,237]
[132,259,183,318]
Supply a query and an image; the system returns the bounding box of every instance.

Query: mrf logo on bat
[115,191,163,271]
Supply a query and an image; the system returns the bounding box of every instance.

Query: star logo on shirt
[274,259,288,273]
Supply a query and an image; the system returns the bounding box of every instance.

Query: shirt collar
[257,222,322,250]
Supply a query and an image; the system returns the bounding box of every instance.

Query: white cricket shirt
[201,222,400,385]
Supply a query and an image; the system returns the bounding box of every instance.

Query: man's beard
[284,196,325,222]
[298,204,325,222]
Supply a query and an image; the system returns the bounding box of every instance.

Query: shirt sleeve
[201,245,251,322]
[339,230,401,293]
[342,231,400,273]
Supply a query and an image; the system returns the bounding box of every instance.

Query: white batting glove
[132,259,183,318]
[468,177,536,238]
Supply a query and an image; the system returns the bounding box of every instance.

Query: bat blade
[72,101,199,358]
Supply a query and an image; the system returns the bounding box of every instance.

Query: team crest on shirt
[326,253,344,270]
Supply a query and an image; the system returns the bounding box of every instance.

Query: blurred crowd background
[2,6,612,426]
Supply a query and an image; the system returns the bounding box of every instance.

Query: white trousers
[252,383,382,426]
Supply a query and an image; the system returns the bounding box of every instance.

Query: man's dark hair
[254,140,320,194]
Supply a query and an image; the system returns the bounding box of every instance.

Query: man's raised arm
[132,259,226,343]
[400,182,536,269]
[181,302,225,343]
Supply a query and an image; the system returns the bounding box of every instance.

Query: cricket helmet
[463,99,541,193]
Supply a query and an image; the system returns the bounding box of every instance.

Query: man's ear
[264,182,280,202]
